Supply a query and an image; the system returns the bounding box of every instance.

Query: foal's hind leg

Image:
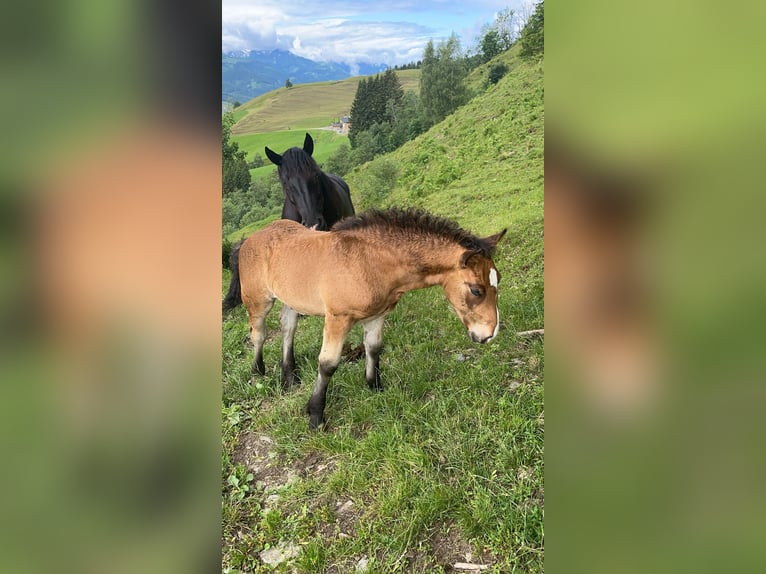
[280,304,300,387]
[307,313,354,430]
[247,298,275,376]
[362,315,385,391]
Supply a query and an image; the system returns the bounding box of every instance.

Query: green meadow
[232,70,420,135]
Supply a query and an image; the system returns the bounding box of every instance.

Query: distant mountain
[222,49,387,104]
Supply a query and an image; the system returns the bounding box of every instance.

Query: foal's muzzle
[470,331,495,344]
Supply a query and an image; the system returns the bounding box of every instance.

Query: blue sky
[222,1,533,68]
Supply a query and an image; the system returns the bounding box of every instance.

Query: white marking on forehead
[489,268,498,288]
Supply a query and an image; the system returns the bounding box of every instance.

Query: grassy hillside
[464,43,527,95]
[222,50,543,573]
[232,70,420,135]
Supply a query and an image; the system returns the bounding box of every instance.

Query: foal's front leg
[307,313,354,429]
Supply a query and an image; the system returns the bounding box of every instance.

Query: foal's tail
[222,240,243,313]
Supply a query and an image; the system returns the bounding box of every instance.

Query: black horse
[265,132,354,231]
[223,132,354,320]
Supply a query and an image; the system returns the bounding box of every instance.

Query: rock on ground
[259,542,300,566]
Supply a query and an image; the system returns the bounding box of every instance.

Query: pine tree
[349,77,369,146]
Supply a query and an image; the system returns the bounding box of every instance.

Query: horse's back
[239,220,332,315]
[240,219,310,259]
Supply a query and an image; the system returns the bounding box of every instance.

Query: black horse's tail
[223,240,243,313]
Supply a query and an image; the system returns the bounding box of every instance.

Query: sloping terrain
[231,70,420,134]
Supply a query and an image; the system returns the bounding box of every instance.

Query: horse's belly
[272,284,325,316]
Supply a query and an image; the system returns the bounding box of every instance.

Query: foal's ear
[460,250,482,268]
[482,228,507,251]
[303,133,314,156]
[265,146,282,166]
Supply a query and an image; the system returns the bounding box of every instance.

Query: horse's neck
[382,235,461,292]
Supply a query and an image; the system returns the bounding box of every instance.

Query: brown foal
[230,208,506,429]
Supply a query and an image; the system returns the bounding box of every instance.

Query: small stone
[264,494,280,508]
[508,380,521,391]
[259,542,300,566]
[336,499,354,514]
[516,466,533,481]
[453,563,489,571]
[356,556,369,572]
[456,353,467,362]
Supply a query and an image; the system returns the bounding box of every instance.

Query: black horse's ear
[303,133,314,156]
[265,146,282,166]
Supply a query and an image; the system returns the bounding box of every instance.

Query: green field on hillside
[232,70,420,135]
[222,50,543,573]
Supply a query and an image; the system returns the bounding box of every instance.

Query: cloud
[282,19,432,65]
[221,0,521,65]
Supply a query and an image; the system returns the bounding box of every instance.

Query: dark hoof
[308,414,324,430]
[366,371,383,391]
[367,380,383,392]
[280,367,300,388]
[252,359,265,376]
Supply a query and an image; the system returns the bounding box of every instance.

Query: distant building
[331,115,351,135]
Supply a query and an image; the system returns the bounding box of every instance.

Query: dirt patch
[523,486,544,510]
[232,431,287,491]
[429,523,494,572]
[293,450,336,479]
[333,498,361,536]
[323,557,359,574]
[233,432,338,493]
[401,548,440,572]
[342,342,365,363]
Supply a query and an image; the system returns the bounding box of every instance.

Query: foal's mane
[331,207,497,256]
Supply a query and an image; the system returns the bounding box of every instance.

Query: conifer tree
[419,34,469,126]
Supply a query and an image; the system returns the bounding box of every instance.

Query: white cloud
[221,0,524,65]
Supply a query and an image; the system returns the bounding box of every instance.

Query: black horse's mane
[279,147,321,176]
[331,207,496,256]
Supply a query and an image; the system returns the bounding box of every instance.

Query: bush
[488,63,509,85]
[222,237,233,269]
[248,153,266,169]
[356,158,398,209]
[324,143,355,176]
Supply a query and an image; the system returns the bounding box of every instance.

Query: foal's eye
[470,286,483,297]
